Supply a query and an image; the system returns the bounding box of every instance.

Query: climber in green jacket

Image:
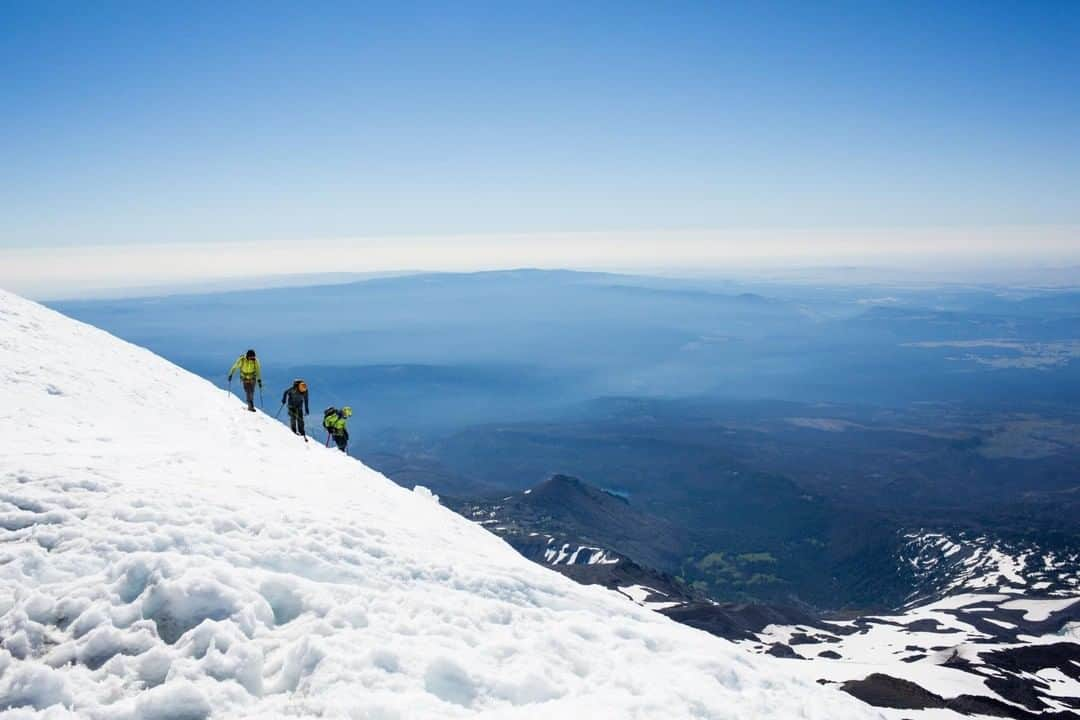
[228,349,262,412]
[322,406,352,452]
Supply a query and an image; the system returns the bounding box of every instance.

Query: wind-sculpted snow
[0,290,880,719]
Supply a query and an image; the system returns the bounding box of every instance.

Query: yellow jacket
[229,356,261,382]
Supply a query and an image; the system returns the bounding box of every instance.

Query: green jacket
[229,356,261,382]
[324,413,348,435]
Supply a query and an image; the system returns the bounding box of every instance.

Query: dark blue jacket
[282,385,309,413]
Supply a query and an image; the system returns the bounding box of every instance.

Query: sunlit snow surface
[0,291,881,719]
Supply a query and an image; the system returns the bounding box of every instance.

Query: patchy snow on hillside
[901,532,1080,605]
[746,590,1080,717]
[616,586,682,612]
[1000,597,1080,623]
[541,542,618,566]
[0,290,880,719]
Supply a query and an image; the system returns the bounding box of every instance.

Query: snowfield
[0,290,881,719]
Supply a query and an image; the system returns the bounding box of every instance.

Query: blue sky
[2,1,1079,290]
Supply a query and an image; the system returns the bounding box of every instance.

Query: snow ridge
[0,291,877,719]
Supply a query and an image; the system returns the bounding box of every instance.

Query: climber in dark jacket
[281,379,310,436]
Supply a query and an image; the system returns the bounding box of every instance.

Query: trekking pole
[275,403,285,419]
[259,385,264,409]
[325,432,332,448]
[226,377,232,398]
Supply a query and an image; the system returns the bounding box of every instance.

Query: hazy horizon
[4,225,1079,300]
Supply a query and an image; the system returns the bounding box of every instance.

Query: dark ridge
[841,674,946,710]
[841,673,1080,720]
[765,643,801,659]
[662,602,819,642]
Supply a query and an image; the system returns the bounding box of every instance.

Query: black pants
[242,379,256,410]
[288,405,306,435]
[333,429,349,452]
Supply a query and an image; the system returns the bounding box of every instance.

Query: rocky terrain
[454,478,1080,718]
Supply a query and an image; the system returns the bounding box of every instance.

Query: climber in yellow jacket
[228,349,262,412]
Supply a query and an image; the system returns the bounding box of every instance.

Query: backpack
[322,406,339,430]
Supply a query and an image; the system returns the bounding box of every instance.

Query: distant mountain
[447,474,688,572]
[437,426,901,607]
[447,474,828,642]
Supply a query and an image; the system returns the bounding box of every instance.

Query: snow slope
[0,290,881,719]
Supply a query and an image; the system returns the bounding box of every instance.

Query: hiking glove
[227,374,233,382]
